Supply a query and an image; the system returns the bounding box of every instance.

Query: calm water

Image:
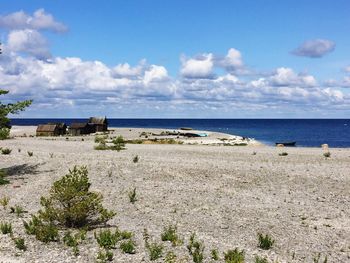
[10,119,350,147]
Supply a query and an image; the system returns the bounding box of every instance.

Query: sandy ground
[0,126,349,262]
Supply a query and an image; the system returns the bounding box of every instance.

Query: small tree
[36,166,115,228]
[0,89,32,139]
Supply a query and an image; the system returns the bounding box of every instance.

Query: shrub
[0,128,10,140]
[38,166,115,228]
[49,153,54,158]
[120,239,136,254]
[161,225,181,246]
[187,233,205,263]
[0,170,10,185]
[23,215,59,243]
[0,222,12,235]
[255,256,269,263]
[258,233,275,250]
[95,135,108,144]
[14,237,27,251]
[165,251,177,263]
[63,231,84,255]
[323,152,331,158]
[1,148,11,155]
[96,249,114,262]
[278,152,288,156]
[111,135,126,151]
[147,242,163,260]
[128,188,137,204]
[0,196,10,209]
[95,229,118,249]
[133,155,139,163]
[27,151,33,157]
[211,249,219,260]
[224,248,245,263]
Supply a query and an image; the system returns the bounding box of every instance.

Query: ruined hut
[68,123,92,136]
[48,123,67,135]
[36,124,61,136]
[88,117,108,132]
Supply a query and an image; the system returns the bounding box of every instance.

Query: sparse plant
[49,153,54,158]
[1,148,11,154]
[0,222,12,235]
[313,253,328,263]
[111,135,126,151]
[27,151,33,157]
[255,256,269,263]
[18,148,21,153]
[0,196,10,209]
[13,237,27,251]
[161,224,181,246]
[0,170,10,185]
[224,248,245,263]
[23,215,59,243]
[323,152,331,158]
[10,205,25,217]
[95,135,108,144]
[95,229,118,249]
[133,155,139,163]
[96,249,114,262]
[278,152,288,156]
[120,239,136,254]
[37,166,115,228]
[147,242,164,260]
[128,188,137,203]
[165,251,177,263]
[0,127,10,140]
[187,233,205,263]
[211,249,219,260]
[258,233,275,250]
[63,231,83,256]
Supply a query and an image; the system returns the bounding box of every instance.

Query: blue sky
[1,0,350,118]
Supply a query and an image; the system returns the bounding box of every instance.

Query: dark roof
[47,122,66,129]
[88,117,107,125]
[37,124,58,132]
[70,123,89,129]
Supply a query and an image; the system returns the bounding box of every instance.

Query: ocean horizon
[11,118,350,148]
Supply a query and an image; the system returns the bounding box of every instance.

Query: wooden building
[68,123,92,136]
[36,124,61,136]
[88,117,108,132]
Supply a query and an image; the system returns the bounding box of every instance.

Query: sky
[1,0,350,118]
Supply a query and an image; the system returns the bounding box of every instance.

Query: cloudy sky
[1,0,350,118]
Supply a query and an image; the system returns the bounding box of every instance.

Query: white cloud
[292,39,335,58]
[268,67,316,87]
[0,9,67,32]
[218,48,244,72]
[7,29,51,59]
[180,53,214,79]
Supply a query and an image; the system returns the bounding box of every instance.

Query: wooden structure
[88,116,108,132]
[36,124,65,136]
[68,123,92,136]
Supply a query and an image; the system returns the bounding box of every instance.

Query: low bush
[0,128,10,140]
[133,155,139,163]
[13,237,27,251]
[128,188,137,204]
[224,248,245,263]
[211,249,219,260]
[23,215,59,243]
[255,256,269,263]
[96,249,114,262]
[187,233,205,263]
[258,233,275,250]
[0,222,12,235]
[120,239,136,254]
[0,170,10,185]
[278,152,288,156]
[161,225,181,246]
[10,205,25,217]
[27,151,33,157]
[0,196,10,209]
[1,148,11,155]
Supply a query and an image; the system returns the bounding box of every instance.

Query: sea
[10,119,350,148]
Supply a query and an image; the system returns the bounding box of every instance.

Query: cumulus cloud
[292,39,335,58]
[7,29,51,59]
[268,67,316,87]
[180,53,214,79]
[0,9,67,32]
[217,48,244,72]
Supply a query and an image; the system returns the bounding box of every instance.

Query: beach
[0,126,349,262]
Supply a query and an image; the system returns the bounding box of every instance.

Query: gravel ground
[0,128,349,262]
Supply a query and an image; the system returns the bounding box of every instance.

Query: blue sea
[10,119,350,148]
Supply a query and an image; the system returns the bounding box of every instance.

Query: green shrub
[147,242,164,261]
[111,135,126,151]
[23,215,59,243]
[165,251,177,263]
[14,237,27,251]
[95,135,108,144]
[0,222,12,235]
[187,233,205,263]
[120,239,136,254]
[0,170,10,185]
[128,188,137,204]
[224,248,245,263]
[96,249,114,262]
[161,225,181,246]
[258,233,275,250]
[1,148,11,155]
[63,230,84,255]
[10,205,25,217]
[0,196,9,209]
[27,151,33,157]
[38,166,115,228]
[95,229,118,249]
[0,128,10,140]
[211,249,219,260]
